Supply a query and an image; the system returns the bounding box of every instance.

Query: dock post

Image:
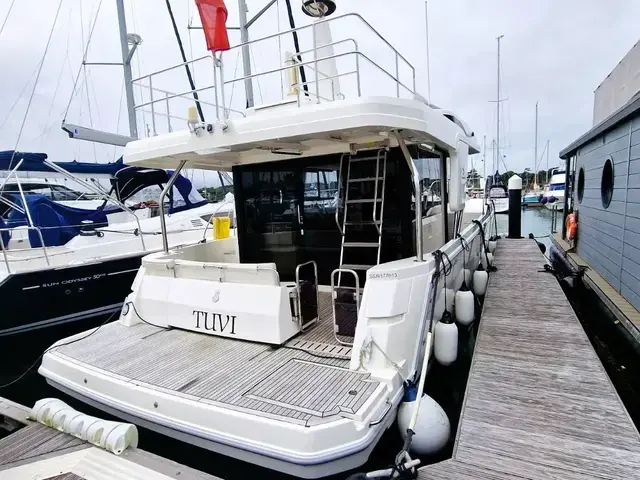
[508,175,522,238]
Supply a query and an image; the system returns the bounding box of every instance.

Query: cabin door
[237,168,304,282]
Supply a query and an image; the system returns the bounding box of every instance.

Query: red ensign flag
[195,0,230,52]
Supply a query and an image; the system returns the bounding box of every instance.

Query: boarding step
[340,264,374,271]
[346,199,382,204]
[348,155,380,163]
[343,242,379,248]
[347,177,383,183]
[344,220,381,226]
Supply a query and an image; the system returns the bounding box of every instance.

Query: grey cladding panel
[580,197,625,215]
[577,206,625,228]
[621,283,640,312]
[629,173,640,188]
[579,223,623,253]
[577,243,621,289]
[627,201,640,219]
[579,210,624,238]
[579,230,622,267]
[624,228,640,247]
[623,243,640,268]
[626,215,640,235]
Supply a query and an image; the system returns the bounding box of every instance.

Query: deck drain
[348,390,358,395]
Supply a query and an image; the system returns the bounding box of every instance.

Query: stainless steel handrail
[134,13,416,128]
[226,12,415,90]
[334,154,347,236]
[331,267,360,346]
[131,55,211,83]
[295,260,319,331]
[160,160,187,253]
[373,149,382,233]
[13,175,50,266]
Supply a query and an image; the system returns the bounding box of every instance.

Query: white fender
[30,399,138,455]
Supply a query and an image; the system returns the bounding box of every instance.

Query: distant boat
[542,169,566,211]
[522,191,543,208]
[486,170,509,214]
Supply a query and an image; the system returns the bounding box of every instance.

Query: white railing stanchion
[149,76,157,136]
[165,92,172,132]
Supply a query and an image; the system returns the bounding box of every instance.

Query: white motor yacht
[40,8,493,479]
[543,169,566,211]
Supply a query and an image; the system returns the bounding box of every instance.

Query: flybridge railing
[131,13,418,137]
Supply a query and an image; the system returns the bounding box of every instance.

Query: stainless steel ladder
[331,148,387,345]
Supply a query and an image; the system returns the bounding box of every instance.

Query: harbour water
[1,206,637,479]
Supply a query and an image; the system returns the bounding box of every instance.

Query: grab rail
[334,154,347,236]
[295,260,319,331]
[160,161,187,253]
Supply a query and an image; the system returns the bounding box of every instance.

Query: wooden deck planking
[419,239,640,480]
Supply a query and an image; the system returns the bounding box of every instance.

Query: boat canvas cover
[110,167,208,214]
[6,194,114,247]
[0,151,123,175]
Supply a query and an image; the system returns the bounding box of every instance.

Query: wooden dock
[0,397,219,479]
[419,239,640,479]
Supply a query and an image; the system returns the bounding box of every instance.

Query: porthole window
[577,167,585,203]
[601,158,614,209]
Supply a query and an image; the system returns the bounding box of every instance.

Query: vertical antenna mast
[237,0,255,108]
[534,101,538,189]
[116,0,138,138]
[424,1,431,100]
[546,139,550,182]
[496,35,503,175]
[482,134,486,214]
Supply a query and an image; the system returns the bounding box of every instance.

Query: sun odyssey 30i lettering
[40,3,493,478]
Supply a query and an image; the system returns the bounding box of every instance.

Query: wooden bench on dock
[419,239,640,480]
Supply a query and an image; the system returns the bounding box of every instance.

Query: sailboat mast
[483,134,486,214]
[115,0,138,138]
[534,101,538,189]
[496,35,503,174]
[546,139,550,181]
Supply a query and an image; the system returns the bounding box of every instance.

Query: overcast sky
[1,0,639,187]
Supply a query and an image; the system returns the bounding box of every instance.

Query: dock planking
[419,239,640,480]
[0,397,220,479]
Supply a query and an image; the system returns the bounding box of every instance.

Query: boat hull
[46,377,396,479]
[0,254,141,337]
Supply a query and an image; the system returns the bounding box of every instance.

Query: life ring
[566,213,577,241]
